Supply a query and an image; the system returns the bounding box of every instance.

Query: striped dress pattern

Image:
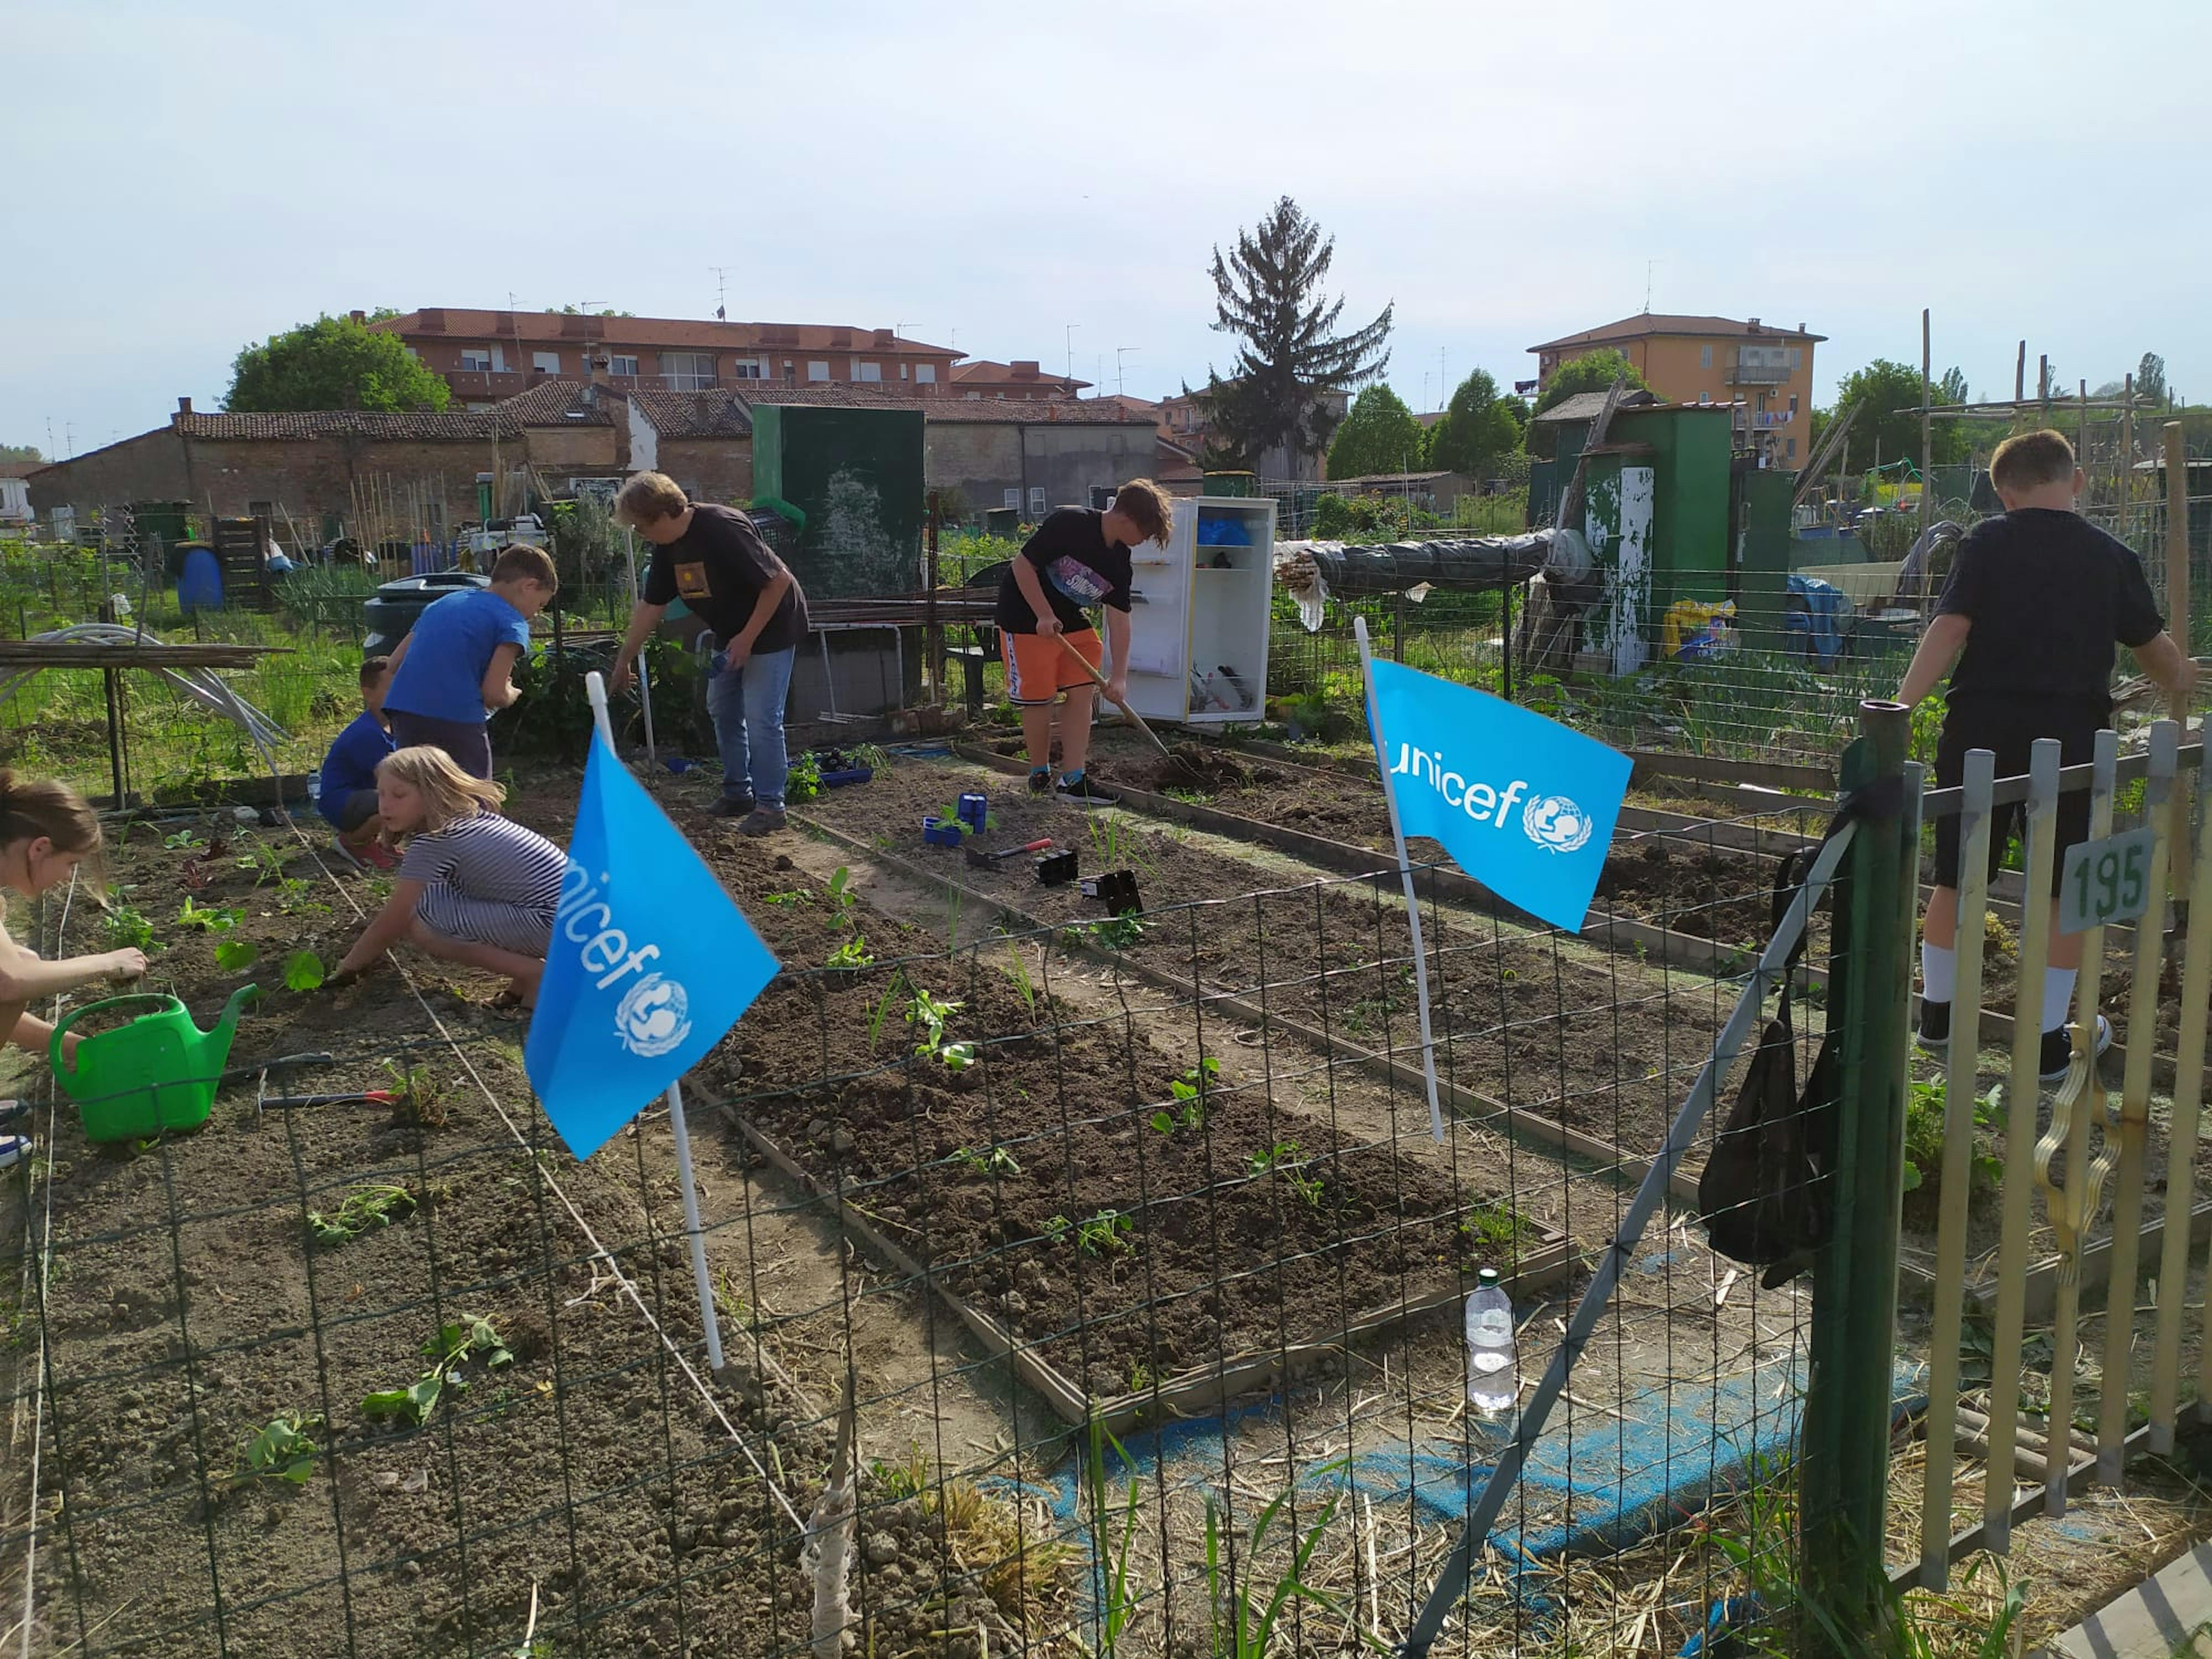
[396,812,567,956]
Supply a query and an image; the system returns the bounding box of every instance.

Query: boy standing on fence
[381,545,559,781]
[1896,428,2195,1080]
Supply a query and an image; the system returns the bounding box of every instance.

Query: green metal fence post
[1802,699,1915,1648]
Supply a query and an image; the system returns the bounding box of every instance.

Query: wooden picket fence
[1914,720,2212,1589]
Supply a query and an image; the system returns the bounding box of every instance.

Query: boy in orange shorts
[993,480,1174,804]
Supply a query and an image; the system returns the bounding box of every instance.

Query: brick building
[27,381,622,534]
[949,359,1088,400]
[625,390,756,505]
[367,309,961,405]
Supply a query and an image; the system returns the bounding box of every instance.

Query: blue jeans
[705,644,796,808]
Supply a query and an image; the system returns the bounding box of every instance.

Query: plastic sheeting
[1276,530,1590,632]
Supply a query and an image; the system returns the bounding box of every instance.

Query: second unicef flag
[1366,659,1631,932]
[525,731,781,1160]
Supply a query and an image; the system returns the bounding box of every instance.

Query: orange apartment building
[1529,313,1824,465]
[366,309,961,406]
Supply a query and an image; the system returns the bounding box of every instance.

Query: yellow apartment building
[1530,313,1825,466]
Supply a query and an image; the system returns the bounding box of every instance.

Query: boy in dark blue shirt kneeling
[319,655,398,870]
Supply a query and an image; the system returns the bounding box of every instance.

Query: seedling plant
[1150,1057,1220,1136]
[950,1145,1020,1178]
[1247,1140,1323,1209]
[907,987,976,1069]
[308,1182,417,1245]
[1072,1210,1134,1257]
[175,897,242,933]
[361,1315,513,1427]
[101,905,157,952]
[233,1413,322,1486]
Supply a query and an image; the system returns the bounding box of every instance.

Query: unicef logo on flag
[614,974,692,1058]
[1521,793,1596,855]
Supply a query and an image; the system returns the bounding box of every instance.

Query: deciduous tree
[1532,349,1649,414]
[1325,386,1426,481]
[226,314,451,414]
[1426,369,1522,480]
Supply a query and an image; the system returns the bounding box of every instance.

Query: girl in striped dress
[329,746,566,1008]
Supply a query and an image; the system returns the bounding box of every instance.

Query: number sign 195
[2057,826,2156,935]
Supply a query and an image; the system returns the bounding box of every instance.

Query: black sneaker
[1916,999,1951,1055]
[706,795,758,819]
[1027,768,1053,796]
[2039,1015,2114,1083]
[1055,772,1119,807]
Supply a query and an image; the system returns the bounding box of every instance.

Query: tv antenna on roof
[1644,260,1658,313]
[1115,345,1140,398]
[709,265,734,320]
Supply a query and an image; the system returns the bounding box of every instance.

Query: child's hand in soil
[100,949,147,983]
[323,965,363,990]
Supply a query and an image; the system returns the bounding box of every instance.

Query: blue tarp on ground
[1786,574,1852,669]
[1025,1359,1926,1629]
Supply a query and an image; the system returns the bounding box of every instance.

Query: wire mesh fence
[0,755,1850,1656]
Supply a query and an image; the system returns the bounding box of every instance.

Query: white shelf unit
[1116,495,1277,726]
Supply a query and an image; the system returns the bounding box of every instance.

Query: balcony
[1726,361,1792,386]
[1752,410,1793,429]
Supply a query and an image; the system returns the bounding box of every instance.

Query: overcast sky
[10,0,2209,455]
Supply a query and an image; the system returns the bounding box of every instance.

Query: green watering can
[49,987,258,1143]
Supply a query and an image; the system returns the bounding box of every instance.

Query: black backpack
[1697,845,1842,1289]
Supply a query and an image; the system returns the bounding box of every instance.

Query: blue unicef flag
[525,733,780,1159]
[1367,660,1630,932]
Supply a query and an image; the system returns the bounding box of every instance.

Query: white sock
[1920,943,1955,1004]
[2041,967,2078,1034]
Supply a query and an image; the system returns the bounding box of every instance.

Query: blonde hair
[0,769,101,858]
[1991,428,2076,494]
[378,746,505,835]
[616,471,690,526]
[1111,479,1175,545]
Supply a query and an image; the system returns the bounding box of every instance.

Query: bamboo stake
[2154,768,2212,1448]
[2170,422,2195,899]
[1920,309,1934,540]
[2016,341,2027,404]
[1984,737,2062,1548]
[1922,746,1996,1588]
[2038,729,2119,1517]
[2120,375,2135,545]
[2097,720,2178,1482]
[2079,381,2091,477]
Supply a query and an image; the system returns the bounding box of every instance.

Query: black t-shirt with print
[641,503,809,651]
[993,508,1135,635]
[1935,508,2163,711]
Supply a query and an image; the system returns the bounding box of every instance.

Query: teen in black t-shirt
[995,482,1173,804]
[610,475,810,835]
[1896,430,2194,1079]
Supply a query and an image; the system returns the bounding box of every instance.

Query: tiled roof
[741,387,1153,426]
[627,389,754,438]
[1530,389,1665,424]
[498,378,618,427]
[1529,313,1826,352]
[951,359,1091,392]
[0,461,41,479]
[174,380,612,442]
[374,309,956,357]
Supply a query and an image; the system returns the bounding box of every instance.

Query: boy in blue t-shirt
[319,655,397,869]
[381,544,557,779]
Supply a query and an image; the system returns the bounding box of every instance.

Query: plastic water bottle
[1465,1267,1517,1415]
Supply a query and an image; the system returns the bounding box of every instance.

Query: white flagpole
[621,525,659,766]
[584,670,725,1371]
[1352,616,1446,1142]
